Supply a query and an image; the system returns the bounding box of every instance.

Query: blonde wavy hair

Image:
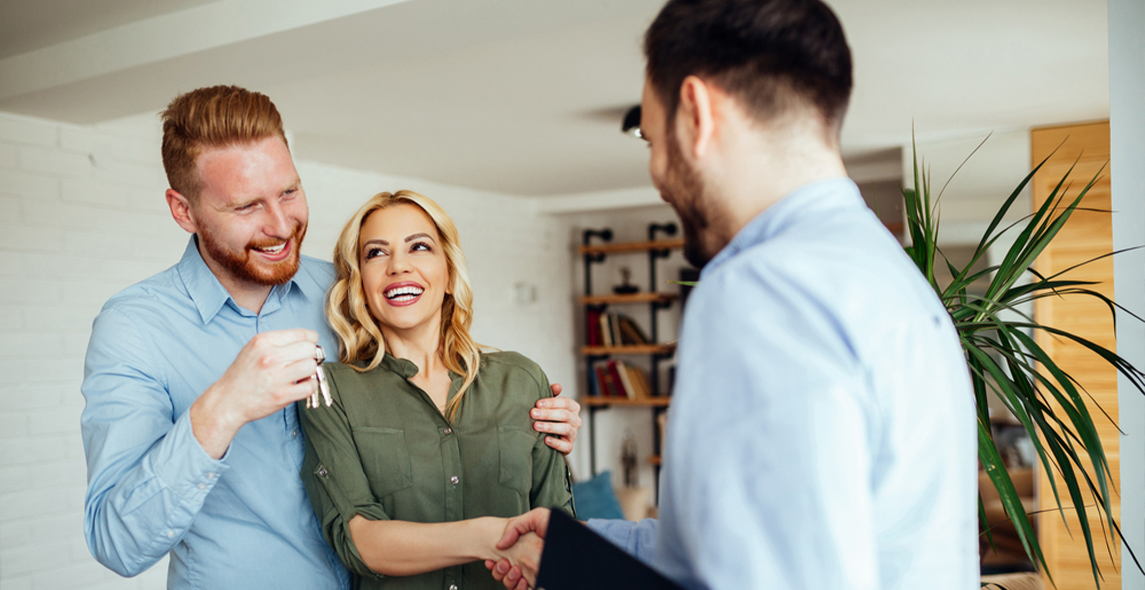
[327,190,482,421]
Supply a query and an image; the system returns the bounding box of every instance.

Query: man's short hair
[644,0,853,137]
[160,85,288,201]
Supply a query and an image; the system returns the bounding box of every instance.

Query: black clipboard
[535,510,684,590]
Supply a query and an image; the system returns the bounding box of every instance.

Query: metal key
[309,345,332,408]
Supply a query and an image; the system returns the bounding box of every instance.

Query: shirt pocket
[497,426,536,500]
[351,426,413,499]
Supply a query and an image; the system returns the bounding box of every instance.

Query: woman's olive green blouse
[298,351,574,590]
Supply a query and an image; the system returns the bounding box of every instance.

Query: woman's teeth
[385,286,424,301]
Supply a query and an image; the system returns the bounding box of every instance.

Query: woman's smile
[384,281,426,307]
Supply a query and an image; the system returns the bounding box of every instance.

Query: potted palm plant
[901,137,1143,587]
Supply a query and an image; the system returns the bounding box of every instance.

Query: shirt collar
[175,236,315,324]
[701,177,863,278]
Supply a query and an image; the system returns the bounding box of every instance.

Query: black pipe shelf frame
[581,223,680,502]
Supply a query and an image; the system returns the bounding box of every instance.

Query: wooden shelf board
[578,238,685,255]
[580,292,678,306]
[583,397,672,408]
[581,344,675,356]
[648,455,662,466]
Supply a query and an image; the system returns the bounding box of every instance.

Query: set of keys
[307,344,332,409]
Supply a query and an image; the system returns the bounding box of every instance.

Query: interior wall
[0,110,575,589]
[1109,1,1145,586]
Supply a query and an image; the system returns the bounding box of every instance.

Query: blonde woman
[298,190,573,590]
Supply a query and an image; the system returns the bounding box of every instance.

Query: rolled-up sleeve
[526,370,574,518]
[297,367,390,579]
[81,307,228,577]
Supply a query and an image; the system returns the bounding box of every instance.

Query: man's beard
[199,223,307,287]
[663,128,713,269]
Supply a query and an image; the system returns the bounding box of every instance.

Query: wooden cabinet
[1031,121,1120,589]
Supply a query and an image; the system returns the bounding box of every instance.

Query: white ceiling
[0,0,1109,197]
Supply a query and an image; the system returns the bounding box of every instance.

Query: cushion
[570,471,625,520]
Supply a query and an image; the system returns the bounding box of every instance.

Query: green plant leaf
[901,135,1142,587]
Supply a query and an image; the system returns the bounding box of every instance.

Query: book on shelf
[589,360,652,399]
[589,312,652,348]
[592,361,617,397]
[628,364,652,398]
[610,314,623,348]
[609,360,633,399]
[586,309,602,347]
[616,315,650,345]
[599,313,613,347]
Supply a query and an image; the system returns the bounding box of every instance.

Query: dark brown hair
[160,85,288,201]
[644,0,853,137]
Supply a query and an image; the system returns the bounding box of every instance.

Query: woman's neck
[382,322,447,378]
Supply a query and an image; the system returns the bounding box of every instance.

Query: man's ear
[676,75,717,160]
[166,189,198,235]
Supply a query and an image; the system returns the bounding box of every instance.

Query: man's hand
[534,383,582,455]
[485,509,553,590]
[498,508,552,550]
[190,329,320,458]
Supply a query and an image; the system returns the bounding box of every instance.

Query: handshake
[483,508,555,590]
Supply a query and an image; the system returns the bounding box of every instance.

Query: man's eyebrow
[405,233,434,243]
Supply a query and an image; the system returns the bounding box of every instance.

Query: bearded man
[490,1,978,588]
[81,86,582,590]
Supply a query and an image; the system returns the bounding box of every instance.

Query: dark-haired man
[491,0,977,588]
[81,86,581,589]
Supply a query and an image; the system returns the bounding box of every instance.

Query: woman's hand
[533,383,582,455]
[474,517,540,590]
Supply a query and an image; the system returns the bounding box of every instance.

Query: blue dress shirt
[81,237,351,590]
[587,179,979,589]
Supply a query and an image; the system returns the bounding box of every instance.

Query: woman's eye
[364,247,386,260]
[411,241,432,252]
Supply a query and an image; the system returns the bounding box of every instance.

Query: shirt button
[166,530,176,538]
[450,475,459,485]
[197,483,207,490]
[318,467,329,477]
[443,427,453,435]
[449,585,458,590]
[291,429,298,438]
[206,472,217,480]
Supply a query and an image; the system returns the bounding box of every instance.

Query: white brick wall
[0,110,576,589]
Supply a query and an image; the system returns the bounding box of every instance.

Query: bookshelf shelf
[577,238,684,256]
[581,344,675,356]
[583,397,672,408]
[579,292,678,306]
[648,455,662,466]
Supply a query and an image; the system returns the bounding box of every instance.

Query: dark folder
[535,510,684,590]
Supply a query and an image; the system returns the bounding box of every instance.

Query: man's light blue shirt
[81,237,351,590]
[588,178,978,589]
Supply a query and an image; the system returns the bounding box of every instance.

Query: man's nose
[264,201,293,238]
